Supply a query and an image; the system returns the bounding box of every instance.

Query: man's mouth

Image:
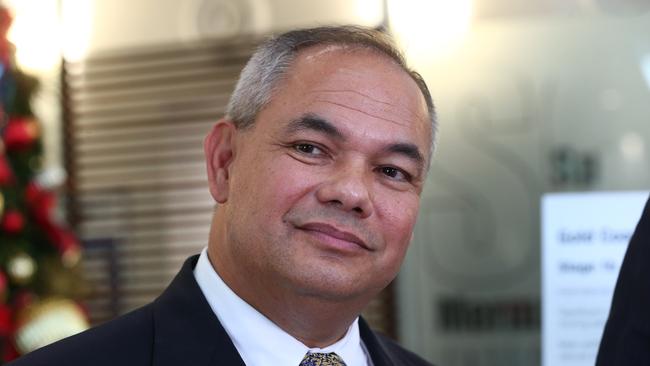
[297,222,370,251]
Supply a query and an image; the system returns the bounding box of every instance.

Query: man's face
[213,46,431,303]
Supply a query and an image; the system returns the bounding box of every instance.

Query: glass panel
[397,4,650,366]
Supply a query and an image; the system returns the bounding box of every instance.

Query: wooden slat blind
[63,38,258,324]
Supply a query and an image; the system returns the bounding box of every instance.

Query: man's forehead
[305,88,427,131]
[250,45,432,160]
[286,46,429,122]
[301,44,351,61]
[294,44,401,75]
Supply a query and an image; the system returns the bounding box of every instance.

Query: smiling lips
[297,222,370,251]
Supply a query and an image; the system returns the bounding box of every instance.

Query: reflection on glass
[398,3,650,366]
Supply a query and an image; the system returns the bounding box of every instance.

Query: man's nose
[315,165,373,218]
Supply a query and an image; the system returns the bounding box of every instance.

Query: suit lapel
[151,255,246,366]
[596,195,650,365]
[149,255,404,366]
[359,317,395,366]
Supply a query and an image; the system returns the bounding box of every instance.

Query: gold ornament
[7,252,36,284]
[0,191,4,217]
[14,297,89,354]
[40,256,89,299]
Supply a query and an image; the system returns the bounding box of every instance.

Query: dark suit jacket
[8,255,433,366]
[596,195,650,365]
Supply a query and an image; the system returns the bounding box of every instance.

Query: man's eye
[379,166,411,182]
[294,143,323,155]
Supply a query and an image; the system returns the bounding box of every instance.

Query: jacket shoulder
[7,304,154,366]
[376,333,435,366]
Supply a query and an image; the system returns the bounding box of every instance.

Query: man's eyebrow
[384,143,425,172]
[285,114,425,173]
[284,114,344,140]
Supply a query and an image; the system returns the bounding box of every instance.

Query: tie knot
[300,352,347,366]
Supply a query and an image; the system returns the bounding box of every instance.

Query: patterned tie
[299,352,347,366]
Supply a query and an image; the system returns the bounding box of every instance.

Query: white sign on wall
[542,191,648,366]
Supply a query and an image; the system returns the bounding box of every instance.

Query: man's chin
[287,270,384,304]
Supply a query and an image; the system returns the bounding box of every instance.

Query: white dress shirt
[193,248,372,366]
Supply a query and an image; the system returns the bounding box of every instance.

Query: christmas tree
[0,6,88,363]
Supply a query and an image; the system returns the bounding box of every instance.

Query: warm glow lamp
[387,0,473,60]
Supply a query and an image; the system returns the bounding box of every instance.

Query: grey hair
[226,25,437,152]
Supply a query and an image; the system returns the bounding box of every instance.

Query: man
[9,25,436,366]
[596,195,650,365]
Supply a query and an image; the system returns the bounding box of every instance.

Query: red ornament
[34,193,56,226]
[1,210,24,234]
[0,271,6,296]
[25,182,57,228]
[24,182,41,206]
[0,272,6,305]
[0,7,12,37]
[47,227,81,266]
[2,340,19,363]
[3,118,39,151]
[12,291,35,310]
[0,155,14,186]
[59,229,79,249]
[0,6,13,67]
[0,41,11,68]
[0,304,11,337]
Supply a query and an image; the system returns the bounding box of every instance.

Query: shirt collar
[193,248,370,366]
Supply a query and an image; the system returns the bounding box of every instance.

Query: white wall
[71,0,384,55]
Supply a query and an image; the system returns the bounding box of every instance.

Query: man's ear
[204,118,237,203]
